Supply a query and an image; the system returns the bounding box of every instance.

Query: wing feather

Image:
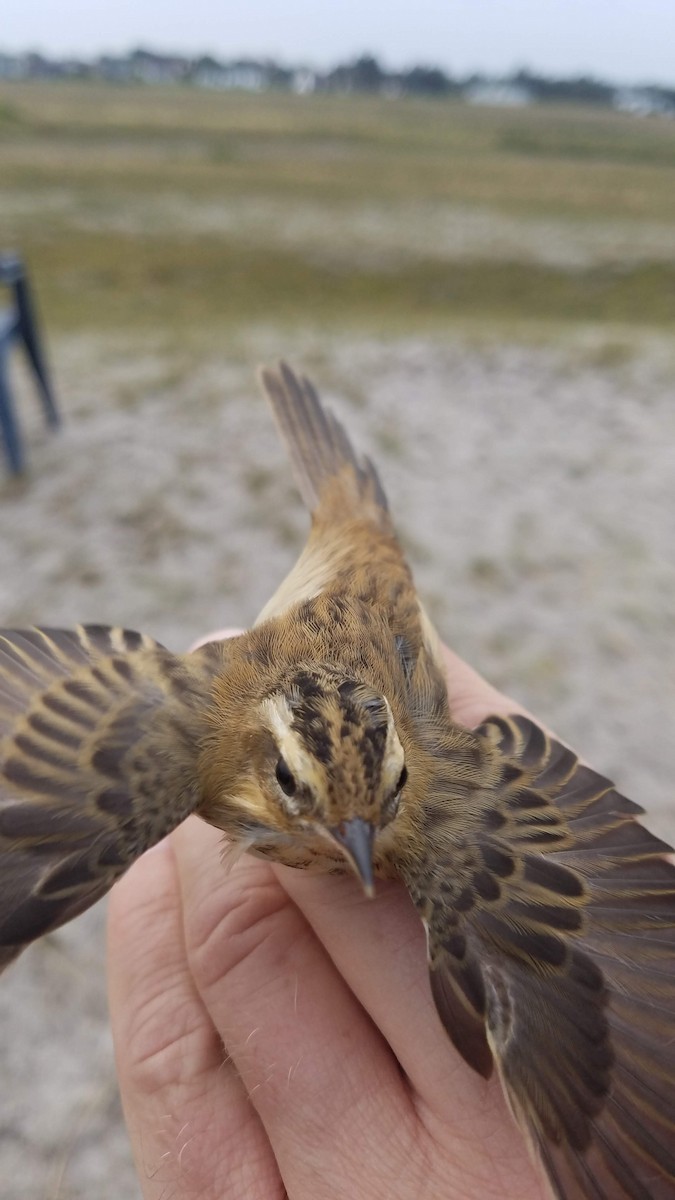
[418,713,675,1199]
[0,625,220,970]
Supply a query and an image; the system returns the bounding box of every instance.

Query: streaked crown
[261,667,406,821]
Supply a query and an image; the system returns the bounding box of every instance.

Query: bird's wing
[0,625,226,971]
[420,714,675,1200]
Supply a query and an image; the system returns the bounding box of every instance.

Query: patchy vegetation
[2,83,675,336]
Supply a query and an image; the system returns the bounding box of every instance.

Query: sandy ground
[1,327,674,1198]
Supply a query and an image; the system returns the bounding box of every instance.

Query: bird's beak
[329,817,376,898]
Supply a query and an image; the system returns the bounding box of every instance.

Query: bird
[1,361,675,1200]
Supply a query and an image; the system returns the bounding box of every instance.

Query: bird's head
[201,665,407,894]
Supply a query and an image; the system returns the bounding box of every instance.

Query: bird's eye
[275,757,296,797]
[396,765,408,793]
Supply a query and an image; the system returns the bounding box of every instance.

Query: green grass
[2,82,675,336]
[25,233,675,332]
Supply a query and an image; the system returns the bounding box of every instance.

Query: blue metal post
[0,253,59,474]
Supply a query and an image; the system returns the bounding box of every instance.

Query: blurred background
[1,2,674,1195]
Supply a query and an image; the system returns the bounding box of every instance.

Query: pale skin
[107,634,550,1200]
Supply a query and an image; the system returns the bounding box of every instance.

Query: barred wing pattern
[421,714,675,1200]
[0,625,218,970]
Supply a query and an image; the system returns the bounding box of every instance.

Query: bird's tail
[259,361,391,531]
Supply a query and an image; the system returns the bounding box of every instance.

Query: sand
[1,327,674,1198]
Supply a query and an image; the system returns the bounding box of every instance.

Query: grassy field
[1,82,675,337]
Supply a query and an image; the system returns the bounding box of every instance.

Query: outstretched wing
[0,625,225,970]
[421,714,675,1200]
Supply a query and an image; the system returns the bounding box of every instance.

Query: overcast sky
[3,0,675,86]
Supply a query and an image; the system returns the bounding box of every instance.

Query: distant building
[193,59,270,90]
[96,55,135,83]
[227,61,268,90]
[292,68,317,95]
[0,54,26,80]
[23,53,61,79]
[614,87,675,117]
[464,80,533,107]
[1,45,671,114]
[128,49,189,85]
[191,56,228,89]
[59,58,91,79]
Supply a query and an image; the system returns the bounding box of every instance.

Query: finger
[275,866,545,1198]
[171,816,428,1198]
[441,644,532,728]
[107,838,282,1200]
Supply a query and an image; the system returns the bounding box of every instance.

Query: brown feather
[413,713,675,1199]
[259,360,390,522]
[0,626,223,969]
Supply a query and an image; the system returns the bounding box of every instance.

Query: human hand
[107,633,548,1200]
